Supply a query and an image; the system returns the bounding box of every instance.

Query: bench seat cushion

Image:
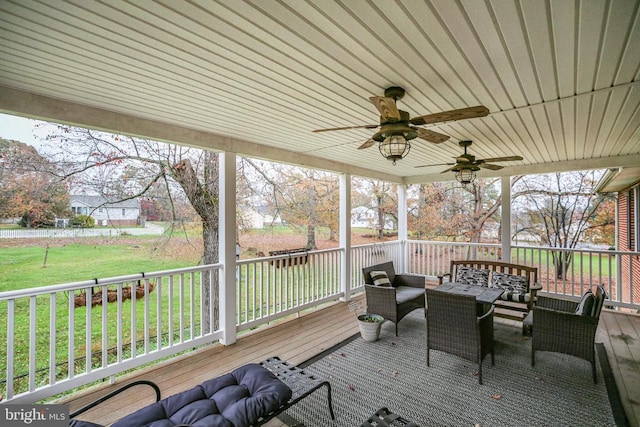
[111,363,292,427]
[395,286,425,304]
[498,291,534,303]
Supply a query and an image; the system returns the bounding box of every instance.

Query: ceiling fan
[415,140,523,184]
[312,86,489,164]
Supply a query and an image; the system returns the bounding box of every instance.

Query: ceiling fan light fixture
[454,167,476,186]
[379,134,411,165]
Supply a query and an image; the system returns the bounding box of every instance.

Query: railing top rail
[351,241,403,249]
[236,246,343,265]
[0,263,222,300]
[512,243,639,256]
[405,240,501,248]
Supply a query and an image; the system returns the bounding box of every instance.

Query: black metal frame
[69,357,334,427]
[256,356,335,425]
[361,407,419,427]
[70,380,161,418]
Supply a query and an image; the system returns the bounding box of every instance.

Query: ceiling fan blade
[414,162,456,168]
[440,166,457,174]
[480,163,504,170]
[415,128,450,143]
[312,124,379,132]
[410,105,490,126]
[479,155,523,162]
[369,96,401,122]
[357,139,376,150]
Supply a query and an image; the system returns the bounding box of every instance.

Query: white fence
[0,226,164,239]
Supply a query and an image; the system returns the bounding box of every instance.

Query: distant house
[596,167,640,308]
[241,205,282,229]
[351,206,393,230]
[69,195,141,227]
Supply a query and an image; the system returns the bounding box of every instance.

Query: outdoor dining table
[432,282,504,305]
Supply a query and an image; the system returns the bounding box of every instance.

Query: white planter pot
[357,314,384,342]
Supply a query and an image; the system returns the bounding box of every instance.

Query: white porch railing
[1,239,637,404]
[236,248,344,330]
[406,240,640,310]
[0,265,222,403]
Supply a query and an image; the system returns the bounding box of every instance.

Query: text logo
[1,405,68,426]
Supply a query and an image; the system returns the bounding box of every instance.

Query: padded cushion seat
[498,291,535,303]
[100,364,292,427]
[395,286,425,304]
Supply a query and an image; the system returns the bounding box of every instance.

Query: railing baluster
[49,293,56,385]
[29,296,36,392]
[86,291,92,373]
[7,299,15,399]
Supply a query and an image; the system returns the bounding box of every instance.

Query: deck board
[62,299,640,427]
[63,299,361,426]
[599,310,640,427]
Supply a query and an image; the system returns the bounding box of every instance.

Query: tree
[0,139,69,227]
[353,179,397,239]
[512,171,609,278]
[250,163,339,249]
[38,126,220,330]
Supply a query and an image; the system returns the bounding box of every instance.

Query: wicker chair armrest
[395,274,425,288]
[437,273,451,285]
[364,284,397,319]
[533,306,599,335]
[536,295,578,313]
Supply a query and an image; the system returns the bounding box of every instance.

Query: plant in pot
[356,313,384,342]
[348,300,384,342]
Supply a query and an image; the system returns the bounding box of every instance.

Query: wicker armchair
[425,289,495,384]
[362,262,426,336]
[531,285,607,383]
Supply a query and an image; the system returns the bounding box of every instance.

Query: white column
[340,173,352,301]
[219,152,237,345]
[501,176,512,263]
[398,184,408,273]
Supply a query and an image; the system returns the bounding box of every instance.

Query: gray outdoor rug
[280,310,622,427]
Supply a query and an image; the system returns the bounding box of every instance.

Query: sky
[0,112,39,145]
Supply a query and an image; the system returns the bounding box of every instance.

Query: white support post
[219,152,237,345]
[501,176,512,263]
[340,173,352,301]
[398,184,408,273]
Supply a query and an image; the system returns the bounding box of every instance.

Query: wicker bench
[70,356,334,427]
[438,260,541,322]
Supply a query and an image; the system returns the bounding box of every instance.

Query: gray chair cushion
[395,286,425,304]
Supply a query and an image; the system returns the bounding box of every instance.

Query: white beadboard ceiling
[1,0,639,185]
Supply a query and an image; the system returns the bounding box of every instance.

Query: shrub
[72,214,95,228]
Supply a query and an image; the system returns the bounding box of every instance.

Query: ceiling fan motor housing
[372,110,417,142]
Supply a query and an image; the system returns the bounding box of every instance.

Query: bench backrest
[450,260,538,290]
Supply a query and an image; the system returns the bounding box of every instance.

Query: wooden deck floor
[64,297,640,427]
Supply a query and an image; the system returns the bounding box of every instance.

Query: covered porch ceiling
[1,0,639,185]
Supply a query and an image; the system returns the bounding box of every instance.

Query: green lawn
[0,239,197,291]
